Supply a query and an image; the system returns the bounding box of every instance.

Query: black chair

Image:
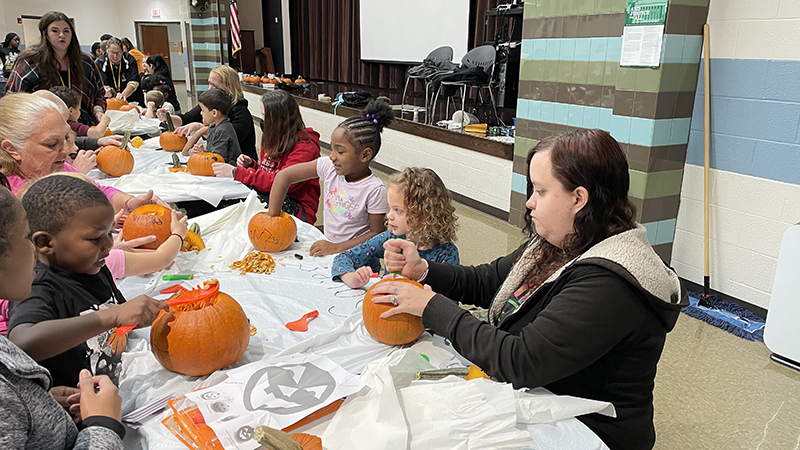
[431,45,499,130]
[400,46,454,123]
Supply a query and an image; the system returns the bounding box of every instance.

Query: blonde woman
[157,64,256,159]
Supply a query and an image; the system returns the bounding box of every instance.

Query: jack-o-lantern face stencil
[243,363,336,415]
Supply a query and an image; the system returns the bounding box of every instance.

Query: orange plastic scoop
[286,310,319,332]
[115,280,220,336]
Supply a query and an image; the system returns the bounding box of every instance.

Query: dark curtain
[291,0,501,89]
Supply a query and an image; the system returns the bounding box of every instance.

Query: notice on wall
[620,0,668,68]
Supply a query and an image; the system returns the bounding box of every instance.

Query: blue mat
[681,292,765,341]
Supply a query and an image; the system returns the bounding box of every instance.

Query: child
[50,86,111,138]
[215,90,321,224]
[181,88,241,165]
[267,98,393,256]
[141,73,176,116]
[0,175,126,449]
[144,89,173,118]
[8,175,168,388]
[333,168,460,288]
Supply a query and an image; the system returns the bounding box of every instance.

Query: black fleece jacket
[421,235,687,450]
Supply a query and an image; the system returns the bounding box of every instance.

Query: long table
[114,193,609,450]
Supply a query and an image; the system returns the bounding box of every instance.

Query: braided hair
[336,98,393,158]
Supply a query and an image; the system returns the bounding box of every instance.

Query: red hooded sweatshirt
[234,128,321,224]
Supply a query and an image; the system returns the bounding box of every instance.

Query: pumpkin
[187,152,223,176]
[248,211,297,253]
[280,77,293,85]
[466,365,490,380]
[160,112,187,152]
[261,76,270,84]
[362,278,425,345]
[92,127,114,137]
[106,97,128,110]
[181,230,205,252]
[96,131,134,177]
[121,204,172,250]
[119,104,141,114]
[291,433,322,450]
[150,285,250,376]
[130,136,144,148]
[295,76,306,84]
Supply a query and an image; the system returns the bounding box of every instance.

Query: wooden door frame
[135,21,183,75]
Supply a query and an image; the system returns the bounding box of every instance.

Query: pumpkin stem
[171,153,181,168]
[165,112,175,132]
[120,130,131,149]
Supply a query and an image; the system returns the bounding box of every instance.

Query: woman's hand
[77,370,122,422]
[113,229,157,252]
[212,162,235,178]
[70,150,97,174]
[237,154,255,168]
[383,239,428,281]
[370,279,436,318]
[309,240,341,257]
[170,210,188,239]
[97,135,123,147]
[341,267,374,289]
[115,93,124,100]
[175,122,203,137]
[124,190,169,212]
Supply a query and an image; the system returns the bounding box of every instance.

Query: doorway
[136,21,185,81]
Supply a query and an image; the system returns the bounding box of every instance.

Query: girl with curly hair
[332,167,459,288]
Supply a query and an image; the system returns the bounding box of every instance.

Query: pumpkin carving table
[113,192,608,450]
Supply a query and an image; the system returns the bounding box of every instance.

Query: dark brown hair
[198,88,232,116]
[21,12,85,90]
[49,85,80,108]
[260,90,308,160]
[521,129,637,286]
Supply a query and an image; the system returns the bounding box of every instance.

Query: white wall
[1,0,123,48]
[116,0,182,47]
[672,0,800,309]
[243,91,514,213]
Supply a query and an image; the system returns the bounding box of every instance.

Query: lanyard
[57,57,71,88]
[111,61,122,91]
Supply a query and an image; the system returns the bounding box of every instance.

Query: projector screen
[359,0,470,64]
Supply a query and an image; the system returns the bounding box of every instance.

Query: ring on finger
[391,294,398,306]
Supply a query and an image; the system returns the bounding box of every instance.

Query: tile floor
[177,83,800,449]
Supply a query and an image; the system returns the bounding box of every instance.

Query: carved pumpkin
[362,278,425,345]
[106,97,128,110]
[160,112,187,152]
[291,433,322,450]
[181,230,205,252]
[187,152,223,176]
[119,104,141,114]
[121,204,172,250]
[247,211,297,253]
[150,287,250,376]
[96,131,134,177]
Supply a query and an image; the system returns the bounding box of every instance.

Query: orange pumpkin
[362,278,425,345]
[160,113,187,152]
[106,98,128,110]
[295,76,306,84]
[260,76,270,84]
[121,204,172,250]
[96,131,134,177]
[248,211,297,253]
[150,288,250,376]
[181,230,205,252]
[187,152,223,176]
[119,104,141,114]
[291,433,322,450]
[280,77,293,85]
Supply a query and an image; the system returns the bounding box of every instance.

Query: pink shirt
[106,249,126,280]
[316,157,388,243]
[6,163,123,200]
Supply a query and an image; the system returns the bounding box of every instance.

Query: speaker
[494,46,520,109]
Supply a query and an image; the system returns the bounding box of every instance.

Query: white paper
[106,110,162,136]
[97,170,251,206]
[620,25,664,67]
[515,387,616,424]
[185,354,364,450]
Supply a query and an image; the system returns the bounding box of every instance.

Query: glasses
[108,50,123,56]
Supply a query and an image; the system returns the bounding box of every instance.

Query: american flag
[230,0,241,57]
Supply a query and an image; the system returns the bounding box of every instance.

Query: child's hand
[212,162,235,178]
[237,154,255,168]
[113,208,127,232]
[50,386,81,423]
[156,108,167,122]
[98,114,111,124]
[112,294,169,329]
[147,101,156,111]
[309,240,341,257]
[190,144,204,155]
[170,210,188,239]
[341,267,374,288]
[77,369,122,422]
[71,150,97,174]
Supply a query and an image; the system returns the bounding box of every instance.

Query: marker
[162,274,193,281]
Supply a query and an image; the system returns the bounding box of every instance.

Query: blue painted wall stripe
[522,37,623,62]
[511,172,527,194]
[193,43,220,51]
[192,61,219,69]
[687,58,800,186]
[642,218,677,245]
[190,17,219,26]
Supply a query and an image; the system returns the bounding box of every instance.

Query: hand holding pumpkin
[370,279,435,318]
[212,162,235,178]
[97,135,123,148]
[190,144,204,155]
[341,266,374,288]
[77,370,122,422]
[383,239,428,281]
[123,190,169,213]
[70,150,97,175]
[170,210,188,240]
[114,231,157,252]
[175,122,203,138]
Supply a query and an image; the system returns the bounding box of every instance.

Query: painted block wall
[671,0,800,309]
[243,91,514,213]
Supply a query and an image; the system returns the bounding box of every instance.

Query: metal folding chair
[431,45,500,130]
[400,46,453,123]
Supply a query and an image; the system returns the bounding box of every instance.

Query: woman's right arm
[267,160,319,216]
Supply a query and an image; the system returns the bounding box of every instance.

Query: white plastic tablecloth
[116,193,608,450]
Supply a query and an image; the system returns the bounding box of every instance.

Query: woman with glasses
[6,11,106,125]
[95,37,143,105]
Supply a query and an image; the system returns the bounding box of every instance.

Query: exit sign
[151,8,161,17]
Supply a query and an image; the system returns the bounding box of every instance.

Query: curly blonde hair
[388,168,458,249]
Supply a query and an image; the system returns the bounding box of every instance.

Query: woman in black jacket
[95,37,142,105]
[0,32,20,78]
[373,129,688,450]
[157,64,256,160]
[142,54,181,113]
